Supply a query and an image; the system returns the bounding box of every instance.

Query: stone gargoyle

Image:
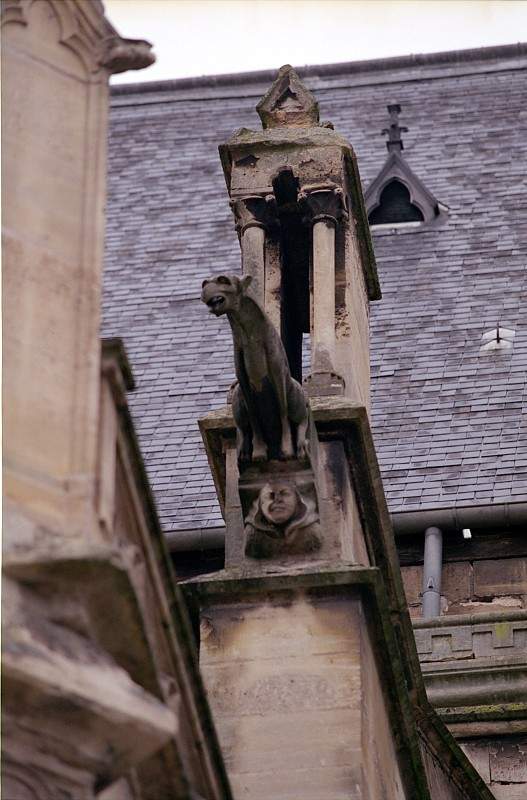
[201,274,309,464]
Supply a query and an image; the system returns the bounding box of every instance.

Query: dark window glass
[368,180,424,225]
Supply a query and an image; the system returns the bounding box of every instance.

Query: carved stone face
[259,481,299,526]
[201,274,252,316]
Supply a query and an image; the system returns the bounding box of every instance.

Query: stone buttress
[185,66,492,800]
[2,4,229,799]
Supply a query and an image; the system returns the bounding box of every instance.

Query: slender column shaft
[231,195,276,310]
[301,186,346,395]
[240,225,265,306]
[312,218,336,373]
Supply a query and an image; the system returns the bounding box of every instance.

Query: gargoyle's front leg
[252,432,267,461]
[277,376,294,459]
[267,346,294,459]
[280,416,294,459]
[234,349,268,462]
[232,383,252,465]
[296,415,309,460]
[288,378,310,459]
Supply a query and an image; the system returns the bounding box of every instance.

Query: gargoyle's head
[201,274,253,316]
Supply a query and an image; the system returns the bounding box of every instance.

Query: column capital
[230,194,277,235]
[299,184,348,225]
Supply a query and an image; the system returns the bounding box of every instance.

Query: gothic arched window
[368,179,424,226]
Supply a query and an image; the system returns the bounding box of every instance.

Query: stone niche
[199,400,370,572]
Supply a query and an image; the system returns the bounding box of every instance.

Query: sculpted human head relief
[245,479,321,559]
[260,481,299,526]
[201,274,252,317]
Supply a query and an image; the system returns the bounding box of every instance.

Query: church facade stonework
[185,66,495,800]
[2,3,229,798]
[4,1,527,797]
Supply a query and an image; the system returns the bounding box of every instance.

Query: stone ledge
[413,611,527,735]
[3,632,177,782]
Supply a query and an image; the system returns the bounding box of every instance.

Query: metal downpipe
[422,526,443,619]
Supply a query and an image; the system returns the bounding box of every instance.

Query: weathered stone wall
[461,738,527,800]
[1,4,229,798]
[3,0,110,541]
[402,557,527,617]
[400,554,527,799]
[200,590,405,799]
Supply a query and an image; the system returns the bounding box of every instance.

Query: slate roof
[102,44,527,534]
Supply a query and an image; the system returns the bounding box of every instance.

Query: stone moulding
[100,35,155,74]
[413,609,527,735]
[100,339,233,799]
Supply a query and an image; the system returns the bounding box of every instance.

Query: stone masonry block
[442,561,473,604]
[401,561,472,613]
[474,558,527,598]
[490,739,527,783]
[401,565,422,606]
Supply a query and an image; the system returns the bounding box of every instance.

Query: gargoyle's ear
[239,275,253,293]
[201,279,210,288]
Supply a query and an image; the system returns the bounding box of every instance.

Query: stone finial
[256,65,320,129]
[382,103,408,153]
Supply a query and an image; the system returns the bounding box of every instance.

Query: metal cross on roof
[382,103,408,152]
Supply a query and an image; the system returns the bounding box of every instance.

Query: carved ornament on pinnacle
[299,184,348,225]
[230,194,278,235]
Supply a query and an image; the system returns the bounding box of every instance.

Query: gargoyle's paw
[238,447,252,466]
[280,441,295,458]
[296,441,310,460]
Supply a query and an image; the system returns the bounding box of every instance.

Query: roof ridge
[111,42,527,96]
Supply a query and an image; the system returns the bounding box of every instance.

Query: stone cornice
[414,611,527,734]
[111,43,527,98]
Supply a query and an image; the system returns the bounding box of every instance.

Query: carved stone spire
[256,64,319,129]
[382,102,408,152]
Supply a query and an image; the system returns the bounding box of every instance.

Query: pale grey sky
[105,0,527,84]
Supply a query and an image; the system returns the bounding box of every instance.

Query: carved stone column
[300,185,347,395]
[231,194,276,306]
